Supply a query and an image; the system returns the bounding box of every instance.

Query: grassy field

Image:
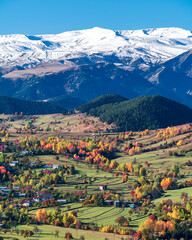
[3,113,115,139]
[153,186,192,204]
[0,224,126,240]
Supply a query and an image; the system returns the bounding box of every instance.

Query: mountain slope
[79,95,192,131]
[146,49,192,106]
[0,63,157,101]
[0,95,65,115]
[45,95,85,110]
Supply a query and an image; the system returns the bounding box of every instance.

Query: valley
[0,112,192,239]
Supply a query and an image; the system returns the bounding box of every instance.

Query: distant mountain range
[1,27,192,72]
[0,27,192,108]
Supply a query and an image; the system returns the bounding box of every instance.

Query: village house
[22,201,32,207]
[99,184,107,191]
[33,197,40,202]
[15,192,26,197]
[57,199,67,203]
[33,192,53,202]
[129,204,136,209]
[0,187,7,191]
[41,193,53,201]
[114,200,122,207]
[122,200,130,207]
[43,164,52,169]
[0,224,5,229]
[104,200,113,206]
[28,162,36,167]
[53,164,60,169]
[9,161,19,167]
[20,150,30,156]
[2,188,10,195]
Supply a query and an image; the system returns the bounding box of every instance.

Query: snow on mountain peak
[144,27,192,38]
[1,27,192,72]
[117,27,192,38]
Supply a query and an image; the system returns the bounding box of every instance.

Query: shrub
[65,232,73,239]
[115,216,129,226]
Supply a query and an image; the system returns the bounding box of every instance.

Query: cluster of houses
[0,184,134,208]
[0,186,68,208]
[33,192,53,202]
[99,185,135,208]
[0,186,10,195]
[8,161,60,169]
[0,181,134,211]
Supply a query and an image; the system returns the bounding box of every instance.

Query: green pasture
[0,224,127,240]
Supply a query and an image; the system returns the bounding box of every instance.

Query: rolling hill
[77,94,128,112]
[0,95,65,115]
[78,95,192,131]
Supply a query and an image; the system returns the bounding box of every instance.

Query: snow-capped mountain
[1,27,192,73]
[1,27,192,109]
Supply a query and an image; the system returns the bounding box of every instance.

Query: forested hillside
[78,95,192,131]
[0,95,65,115]
[77,94,128,112]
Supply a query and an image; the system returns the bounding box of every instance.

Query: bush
[115,216,129,226]
[65,232,73,239]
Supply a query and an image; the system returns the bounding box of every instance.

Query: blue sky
[0,0,192,35]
